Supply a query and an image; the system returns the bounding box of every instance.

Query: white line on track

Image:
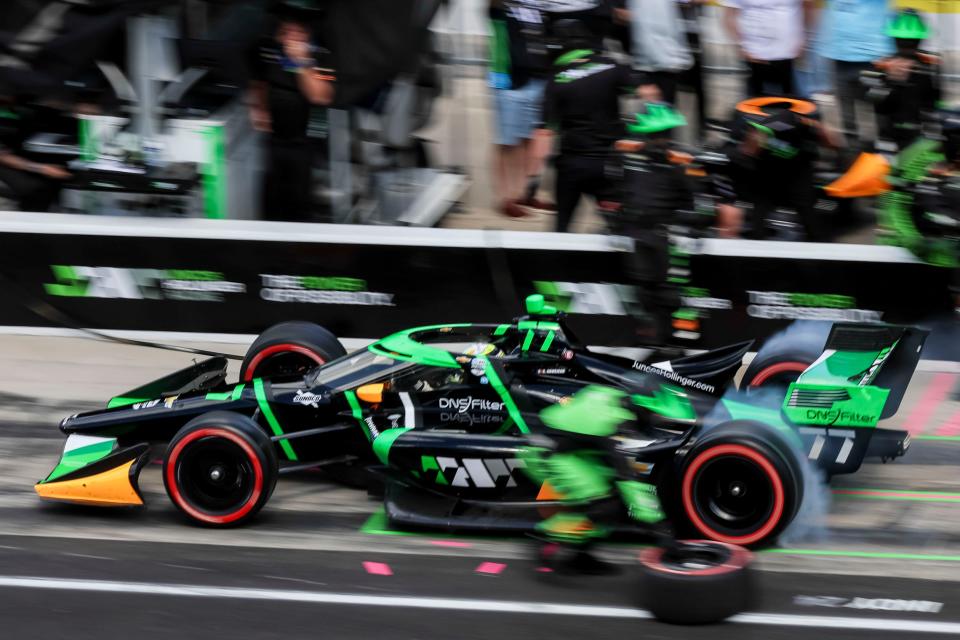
[60,552,113,561]
[0,576,957,634]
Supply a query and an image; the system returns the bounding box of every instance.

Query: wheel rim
[166,428,264,524]
[682,444,785,545]
[660,541,731,572]
[244,343,325,381]
[639,540,752,576]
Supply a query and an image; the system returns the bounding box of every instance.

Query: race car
[35,295,926,546]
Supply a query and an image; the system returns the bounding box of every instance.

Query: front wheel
[163,411,278,527]
[639,540,753,624]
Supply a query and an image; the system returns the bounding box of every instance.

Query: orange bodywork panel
[35,459,143,507]
[825,152,891,198]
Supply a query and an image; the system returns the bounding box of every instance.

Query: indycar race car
[35,295,926,546]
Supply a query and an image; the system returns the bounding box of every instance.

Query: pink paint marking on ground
[536,567,553,573]
[935,407,960,436]
[429,540,473,548]
[903,373,957,435]
[362,562,393,576]
[475,562,507,575]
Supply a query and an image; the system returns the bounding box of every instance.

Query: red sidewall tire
[681,443,787,547]
[747,361,809,388]
[163,412,277,527]
[240,321,345,382]
[165,427,265,526]
[640,541,753,577]
[242,343,326,382]
[638,540,754,625]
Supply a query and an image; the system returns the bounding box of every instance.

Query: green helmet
[886,9,930,40]
[627,103,687,135]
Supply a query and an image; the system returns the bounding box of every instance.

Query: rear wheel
[163,411,278,527]
[241,321,346,381]
[639,540,753,624]
[675,421,804,547]
[740,322,829,389]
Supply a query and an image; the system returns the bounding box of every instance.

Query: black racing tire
[240,321,346,382]
[163,411,279,527]
[740,321,830,389]
[639,540,753,625]
[673,421,804,548]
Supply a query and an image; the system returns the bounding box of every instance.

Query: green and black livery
[36,297,926,545]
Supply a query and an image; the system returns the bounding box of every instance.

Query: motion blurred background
[0,0,955,231]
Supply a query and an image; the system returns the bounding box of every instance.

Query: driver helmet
[462,343,505,358]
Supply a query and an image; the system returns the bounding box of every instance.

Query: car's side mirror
[357,383,384,404]
[525,294,557,316]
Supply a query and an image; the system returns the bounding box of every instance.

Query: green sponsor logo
[787,293,855,309]
[260,274,394,306]
[44,265,245,302]
[419,454,525,488]
[803,409,877,426]
[747,290,882,322]
[783,383,889,428]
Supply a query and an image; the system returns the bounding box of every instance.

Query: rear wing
[782,323,928,428]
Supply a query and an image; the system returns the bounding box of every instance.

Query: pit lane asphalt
[2,338,960,638]
[0,531,959,640]
[0,432,958,639]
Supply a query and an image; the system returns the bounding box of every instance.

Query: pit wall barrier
[0,213,953,358]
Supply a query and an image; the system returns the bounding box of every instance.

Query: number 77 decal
[799,427,857,464]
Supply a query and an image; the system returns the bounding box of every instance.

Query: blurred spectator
[0,96,71,212]
[678,0,708,137]
[540,19,653,232]
[868,9,939,150]
[722,0,813,97]
[625,0,693,105]
[247,2,335,222]
[488,1,553,219]
[818,0,893,143]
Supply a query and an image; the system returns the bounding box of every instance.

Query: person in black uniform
[541,19,657,232]
[248,1,335,221]
[0,95,72,212]
[866,9,940,151]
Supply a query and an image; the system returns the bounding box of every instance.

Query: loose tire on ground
[163,411,278,527]
[241,321,346,382]
[639,540,753,624]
